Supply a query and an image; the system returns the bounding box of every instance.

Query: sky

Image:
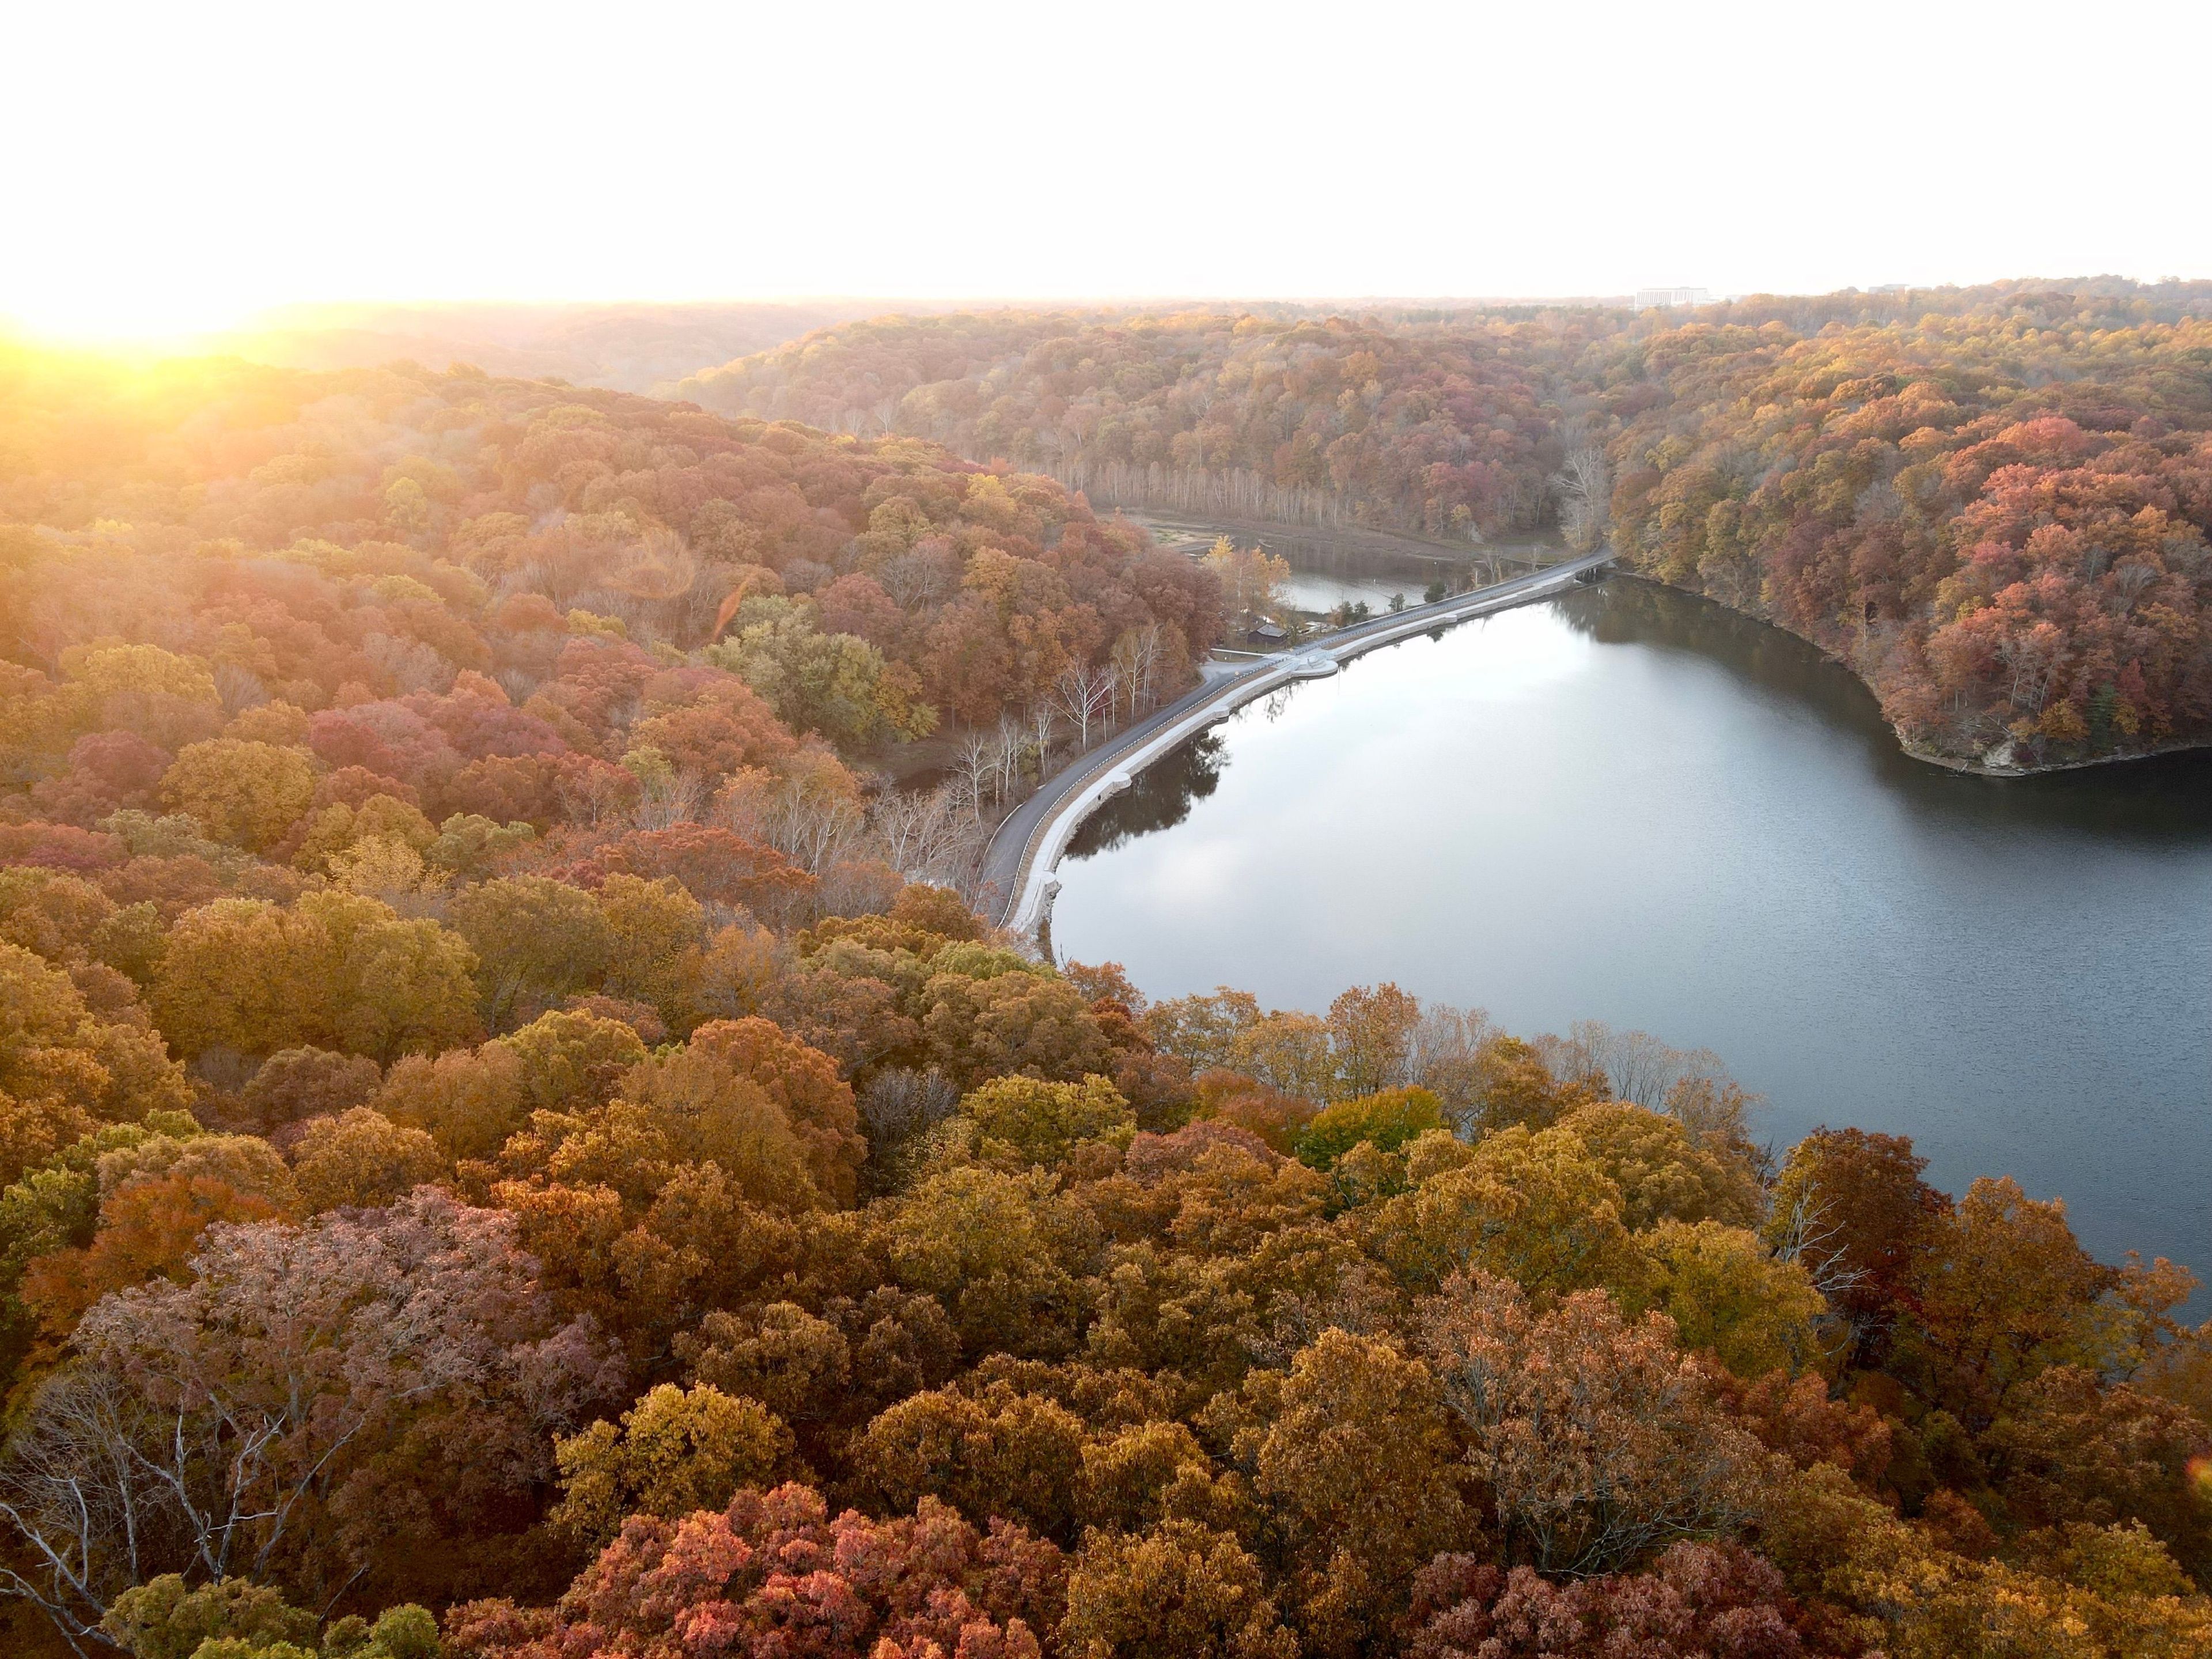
[7,0,2211,341]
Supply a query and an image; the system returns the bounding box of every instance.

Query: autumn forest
[685,281,2212,771]
[0,295,2207,1659]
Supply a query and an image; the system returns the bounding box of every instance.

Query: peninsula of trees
[0,340,2206,1658]
[680,282,2212,772]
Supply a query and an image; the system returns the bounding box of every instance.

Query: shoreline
[1896,732,2212,778]
[983,551,1615,934]
[1598,571,2212,782]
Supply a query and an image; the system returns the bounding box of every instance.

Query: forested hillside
[682,283,2212,770]
[678,308,1618,539]
[0,342,2207,1658]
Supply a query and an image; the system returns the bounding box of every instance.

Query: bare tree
[952,730,997,819]
[1998,622,2065,715]
[0,1367,176,1654]
[1027,701,1058,776]
[868,786,940,876]
[1111,624,1163,719]
[558,757,637,827]
[714,769,863,874]
[856,1066,961,1147]
[0,1196,611,1653]
[993,712,1027,802]
[1549,422,1612,555]
[1054,661,1115,752]
[631,766,706,831]
[1768,1184,1870,1363]
[1541,1020,1743,1116]
[1099,665,1124,736]
[1406,1002,1498,1131]
[867,783,982,888]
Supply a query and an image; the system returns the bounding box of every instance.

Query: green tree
[101,1575,317,1659]
[711,606,932,744]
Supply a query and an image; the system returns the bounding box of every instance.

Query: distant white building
[1635,286,1711,310]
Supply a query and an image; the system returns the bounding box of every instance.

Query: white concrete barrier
[1000,553,1611,935]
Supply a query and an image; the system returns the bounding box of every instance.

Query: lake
[1051,578,2212,1287]
[1125,511,1499,616]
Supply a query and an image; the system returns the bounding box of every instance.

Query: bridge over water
[980,548,1616,935]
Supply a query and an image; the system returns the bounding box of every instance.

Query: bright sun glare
[5,0,2210,340]
[7,285,261,348]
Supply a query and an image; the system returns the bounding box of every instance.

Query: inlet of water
[1053,581,2212,1288]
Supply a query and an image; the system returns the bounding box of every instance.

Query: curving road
[980,548,1616,934]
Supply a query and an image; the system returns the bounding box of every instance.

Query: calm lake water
[1052,580,2212,1286]
[1126,512,1486,616]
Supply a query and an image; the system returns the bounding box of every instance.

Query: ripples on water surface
[1055,581,2212,1284]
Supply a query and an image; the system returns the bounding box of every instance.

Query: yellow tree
[1558,1101,1765,1230]
[551,1382,795,1548]
[312,896,482,1061]
[961,1073,1135,1170]
[1324,983,1419,1098]
[884,1165,1084,1356]
[290,1107,448,1211]
[1228,1012,1335,1102]
[855,1381,1090,1540]
[1643,1218,1828,1378]
[1245,1328,1466,1652]
[596,873,703,1027]
[152,894,479,1063]
[158,738,317,850]
[1366,1123,1646,1298]
[631,1018,862,1206]
[150,898,340,1058]
[1203,538,1290,619]
[1063,1520,1296,1659]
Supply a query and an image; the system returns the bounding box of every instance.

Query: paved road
[979,548,1616,930]
[978,665,1251,911]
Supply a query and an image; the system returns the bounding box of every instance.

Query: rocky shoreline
[1897,730,2212,778]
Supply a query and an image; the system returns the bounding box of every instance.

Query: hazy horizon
[10,0,2209,342]
[13,278,2196,362]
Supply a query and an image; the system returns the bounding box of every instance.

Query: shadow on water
[1066,732,1228,858]
[1556,579,2212,842]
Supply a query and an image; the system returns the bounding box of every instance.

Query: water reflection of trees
[1555,579,1873,722]
[1065,732,1228,858]
[1557,579,2212,839]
